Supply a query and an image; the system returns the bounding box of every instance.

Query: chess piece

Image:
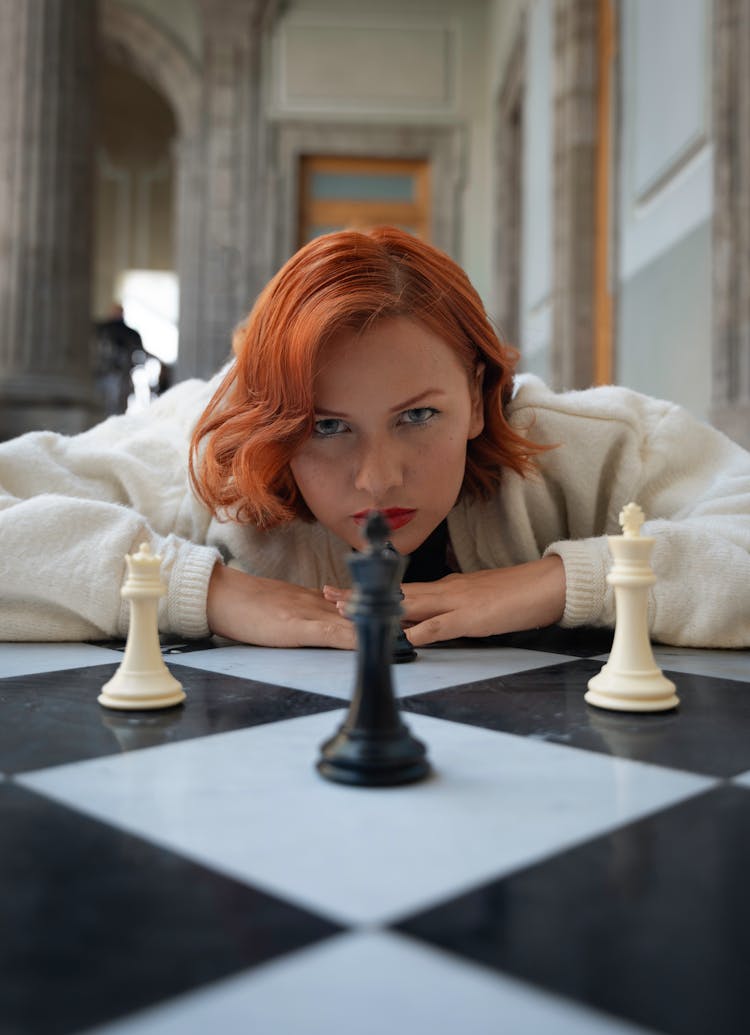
[317,512,430,785]
[585,503,679,712]
[392,608,418,663]
[385,541,418,663]
[98,542,186,710]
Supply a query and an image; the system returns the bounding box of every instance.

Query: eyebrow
[314,389,446,419]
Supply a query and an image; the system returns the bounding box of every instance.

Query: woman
[2,227,749,647]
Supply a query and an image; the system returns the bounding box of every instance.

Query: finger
[322,585,350,602]
[298,616,357,650]
[404,614,462,647]
[399,592,451,621]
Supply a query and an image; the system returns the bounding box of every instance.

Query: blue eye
[401,407,438,426]
[313,417,348,437]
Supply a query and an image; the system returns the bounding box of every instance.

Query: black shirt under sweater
[402,520,453,583]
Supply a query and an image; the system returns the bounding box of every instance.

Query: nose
[353,436,405,499]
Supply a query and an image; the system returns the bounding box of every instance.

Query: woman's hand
[207,563,356,649]
[323,555,566,646]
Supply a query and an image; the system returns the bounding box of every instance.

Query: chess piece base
[317,726,430,786]
[585,666,679,713]
[392,642,418,663]
[98,668,186,711]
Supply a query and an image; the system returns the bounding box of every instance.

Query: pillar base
[0,401,104,440]
[0,374,103,439]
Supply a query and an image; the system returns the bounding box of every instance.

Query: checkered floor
[2,627,749,1035]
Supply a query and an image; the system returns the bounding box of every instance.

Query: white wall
[487,0,715,418]
[519,0,552,380]
[266,0,495,303]
[615,0,713,417]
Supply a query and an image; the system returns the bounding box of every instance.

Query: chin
[386,525,431,556]
[340,517,438,555]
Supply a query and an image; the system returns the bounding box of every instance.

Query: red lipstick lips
[353,508,416,531]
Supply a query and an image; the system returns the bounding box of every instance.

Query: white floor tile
[86,930,658,1035]
[652,646,750,683]
[591,646,750,684]
[19,712,714,927]
[172,645,577,700]
[0,642,122,678]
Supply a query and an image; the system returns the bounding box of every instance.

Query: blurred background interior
[0,0,747,447]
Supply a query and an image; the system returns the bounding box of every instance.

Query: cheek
[289,453,318,496]
[418,431,467,473]
[431,434,470,497]
[289,451,342,506]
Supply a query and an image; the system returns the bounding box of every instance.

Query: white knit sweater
[1,371,749,647]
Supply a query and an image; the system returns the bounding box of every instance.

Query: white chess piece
[585,503,679,712]
[98,542,186,710]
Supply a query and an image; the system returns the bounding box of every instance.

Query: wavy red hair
[190,226,545,528]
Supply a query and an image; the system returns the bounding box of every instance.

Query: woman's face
[289,316,484,554]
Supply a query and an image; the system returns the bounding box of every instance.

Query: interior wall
[114,0,202,62]
[618,222,712,413]
[266,0,494,303]
[519,0,552,380]
[487,0,557,377]
[615,0,713,419]
[488,0,715,422]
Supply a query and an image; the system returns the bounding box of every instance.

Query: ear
[468,362,485,439]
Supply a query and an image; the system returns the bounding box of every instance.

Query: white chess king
[98,542,186,710]
[585,503,679,713]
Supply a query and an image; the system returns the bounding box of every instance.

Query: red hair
[190,227,546,528]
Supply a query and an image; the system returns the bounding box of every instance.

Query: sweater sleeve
[545,401,750,648]
[0,381,222,642]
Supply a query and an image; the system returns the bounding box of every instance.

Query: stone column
[178,0,269,381]
[172,132,205,381]
[712,0,750,448]
[0,0,98,439]
[493,19,525,350]
[551,0,598,390]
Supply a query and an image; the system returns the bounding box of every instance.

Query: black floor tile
[481,624,615,657]
[1,782,343,1035]
[403,659,750,777]
[0,664,344,774]
[396,784,750,1035]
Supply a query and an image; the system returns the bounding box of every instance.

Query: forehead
[314,316,469,391]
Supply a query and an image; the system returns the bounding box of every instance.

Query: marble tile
[1,782,340,1035]
[86,930,657,1035]
[589,646,750,684]
[399,785,750,1035]
[486,624,614,657]
[19,711,714,927]
[652,646,750,683]
[0,664,341,774]
[404,658,750,778]
[0,641,122,677]
[172,644,579,700]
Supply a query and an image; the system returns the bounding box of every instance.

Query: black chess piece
[392,604,418,663]
[385,541,418,664]
[317,512,431,786]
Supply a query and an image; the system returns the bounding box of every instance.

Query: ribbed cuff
[543,538,611,627]
[167,543,222,638]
